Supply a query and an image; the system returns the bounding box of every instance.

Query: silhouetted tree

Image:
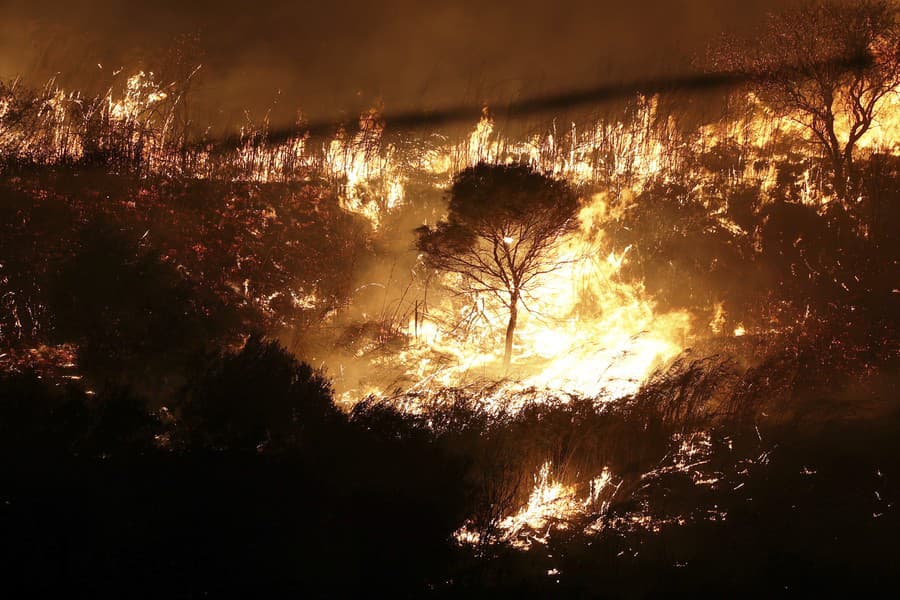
[715,0,900,200]
[415,163,579,367]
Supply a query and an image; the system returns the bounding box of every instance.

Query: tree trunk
[831,154,849,202]
[503,293,519,370]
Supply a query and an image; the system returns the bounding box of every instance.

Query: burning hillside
[0,0,898,596]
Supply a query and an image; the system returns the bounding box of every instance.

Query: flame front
[386,190,691,406]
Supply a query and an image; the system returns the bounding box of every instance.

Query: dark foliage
[47,220,232,395]
[605,156,899,347]
[179,336,338,451]
[0,347,468,597]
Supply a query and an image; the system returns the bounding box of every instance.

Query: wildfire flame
[3,60,898,557]
[455,461,614,549]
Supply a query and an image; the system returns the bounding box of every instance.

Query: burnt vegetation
[0,1,899,597]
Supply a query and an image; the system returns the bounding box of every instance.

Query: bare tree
[415,163,579,368]
[715,0,900,200]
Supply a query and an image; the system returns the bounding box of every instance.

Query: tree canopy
[415,163,579,367]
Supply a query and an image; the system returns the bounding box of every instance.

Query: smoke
[1,0,796,130]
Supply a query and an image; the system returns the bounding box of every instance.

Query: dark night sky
[1,0,797,128]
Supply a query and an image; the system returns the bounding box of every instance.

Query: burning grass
[1,15,899,590]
